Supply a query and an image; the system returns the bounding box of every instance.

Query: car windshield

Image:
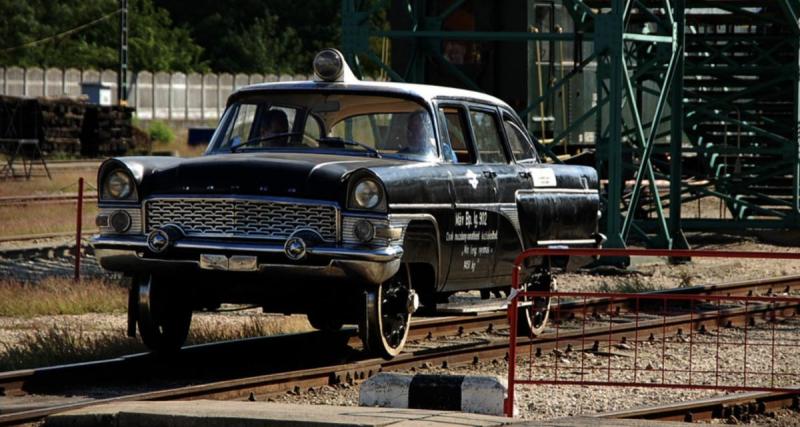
[208,92,438,160]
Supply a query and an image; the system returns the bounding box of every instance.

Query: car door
[505,109,600,247]
[464,106,530,287]
[435,103,498,290]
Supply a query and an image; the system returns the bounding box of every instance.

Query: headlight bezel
[348,176,387,212]
[101,168,138,202]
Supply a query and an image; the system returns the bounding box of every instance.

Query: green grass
[598,276,660,294]
[0,278,127,317]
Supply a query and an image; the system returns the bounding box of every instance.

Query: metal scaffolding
[341,0,800,249]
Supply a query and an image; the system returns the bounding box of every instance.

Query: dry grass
[0,203,98,237]
[0,168,97,198]
[0,277,127,317]
[0,315,312,371]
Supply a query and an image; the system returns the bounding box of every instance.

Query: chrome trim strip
[520,188,599,195]
[90,235,402,262]
[93,248,400,284]
[388,203,452,210]
[455,202,516,210]
[537,239,598,246]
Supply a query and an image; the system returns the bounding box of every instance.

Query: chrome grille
[145,197,338,242]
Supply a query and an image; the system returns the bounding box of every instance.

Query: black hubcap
[522,267,554,330]
[381,273,410,348]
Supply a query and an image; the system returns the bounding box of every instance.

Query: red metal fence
[505,248,800,417]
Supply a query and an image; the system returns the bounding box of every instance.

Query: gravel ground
[268,318,800,424]
[1,235,799,424]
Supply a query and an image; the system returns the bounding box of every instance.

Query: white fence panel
[154,72,170,119]
[170,72,187,119]
[5,67,24,96]
[202,73,219,119]
[26,68,44,97]
[64,68,82,96]
[187,73,203,120]
[45,68,63,96]
[135,71,154,120]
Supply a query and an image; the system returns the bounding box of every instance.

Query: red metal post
[505,265,520,417]
[74,177,84,282]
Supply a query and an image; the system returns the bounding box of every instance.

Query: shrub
[148,121,175,145]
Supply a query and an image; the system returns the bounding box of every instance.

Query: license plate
[200,254,228,270]
[229,255,258,272]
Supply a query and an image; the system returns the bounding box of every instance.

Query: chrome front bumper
[90,235,403,285]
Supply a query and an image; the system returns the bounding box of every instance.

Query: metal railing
[505,248,800,417]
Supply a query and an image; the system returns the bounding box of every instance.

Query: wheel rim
[520,267,556,336]
[380,273,411,349]
[361,265,412,358]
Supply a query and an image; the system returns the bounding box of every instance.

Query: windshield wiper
[319,138,381,158]
[229,132,303,152]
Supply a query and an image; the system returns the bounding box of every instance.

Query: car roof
[231,79,513,111]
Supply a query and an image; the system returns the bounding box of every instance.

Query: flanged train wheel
[517,267,556,337]
[360,265,415,359]
[136,274,192,352]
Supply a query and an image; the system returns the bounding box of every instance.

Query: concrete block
[360,373,515,417]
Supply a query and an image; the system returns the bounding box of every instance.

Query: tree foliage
[0,0,204,72]
[156,0,341,74]
[0,0,343,74]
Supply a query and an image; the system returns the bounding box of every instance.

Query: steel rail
[1,275,799,425]
[595,388,800,422]
[0,193,98,206]
[5,274,790,394]
[3,291,795,425]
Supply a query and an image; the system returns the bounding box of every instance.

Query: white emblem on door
[465,169,479,190]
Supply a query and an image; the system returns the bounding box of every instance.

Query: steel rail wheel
[136,274,192,352]
[360,265,415,358]
[517,266,556,337]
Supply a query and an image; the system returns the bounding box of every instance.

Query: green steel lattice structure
[341,0,800,250]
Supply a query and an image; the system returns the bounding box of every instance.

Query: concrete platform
[44,400,696,427]
[44,400,515,427]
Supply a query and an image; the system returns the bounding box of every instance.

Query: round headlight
[109,210,132,233]
[353,179,381,209]
[353,219,375,243]
[106,170,132,199]
[313,49,344,81]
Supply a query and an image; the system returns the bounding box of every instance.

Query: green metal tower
[341,0,800,249]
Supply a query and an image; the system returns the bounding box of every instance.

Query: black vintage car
[91,49,601,358]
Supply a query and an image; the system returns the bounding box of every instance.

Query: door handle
[482,170,496,178]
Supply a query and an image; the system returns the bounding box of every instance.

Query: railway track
[596,388,800,422]
[1,275,799,425]
[0,193,97,207]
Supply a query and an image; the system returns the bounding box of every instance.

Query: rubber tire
[136,274,192,353]
[360,266,412,359]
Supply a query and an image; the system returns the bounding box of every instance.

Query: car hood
[109,152,410,201]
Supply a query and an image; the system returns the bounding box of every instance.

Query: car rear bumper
[91,234,403,285]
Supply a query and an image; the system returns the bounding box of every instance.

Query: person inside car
[399,110,439,159]
[259,109,290,146]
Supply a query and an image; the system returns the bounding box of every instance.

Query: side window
[226,103,258,145]
[503,119,538,162]
[304,114,322,140]
[437,106,475,164]
[469,109,508,164]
